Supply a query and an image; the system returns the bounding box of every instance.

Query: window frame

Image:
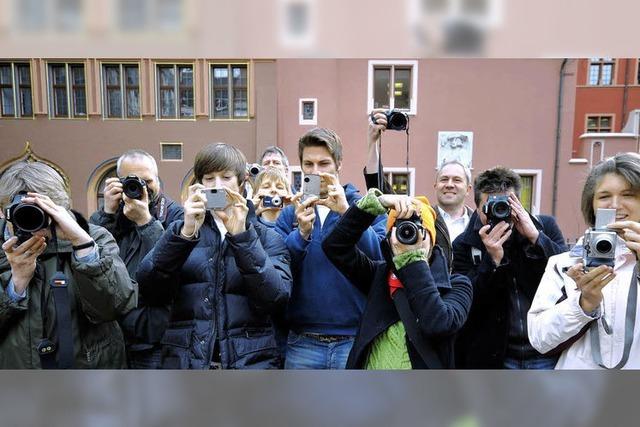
[382,167,416,197]
[513,169,542,215]
[585,114,614,133]
[209,61,251,121]
[299,98,317,125]
[154,62,196,121]
[587,58,615,86]
[100,61,142,120]
[46,61,88,119]
[160,142,184,162]
[367,60,418,115]
[0,62,34,119]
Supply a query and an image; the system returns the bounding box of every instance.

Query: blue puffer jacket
[136,206,292,369]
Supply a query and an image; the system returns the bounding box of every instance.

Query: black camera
[262,195,283,208]
[247,163,263,178]
[120,175,147,200]
[483,195,511,228]
[395,213,425,245]
[5,192,51,243]
[372,109,409,131]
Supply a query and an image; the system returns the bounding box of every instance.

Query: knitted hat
[386,196,437,245]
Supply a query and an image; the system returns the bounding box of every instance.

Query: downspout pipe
[552,59,568,217]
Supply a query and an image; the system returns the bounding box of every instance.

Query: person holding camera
[251,168,293,228]
[529,153,640,369]
[136,143,291,369]
[0,161,136,368]
[452,166,567,369]
[322,190,472,368]
[89,149,183,369]
[275,128,387,369]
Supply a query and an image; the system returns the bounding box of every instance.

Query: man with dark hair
[90,149,183,368]
[452,166,567,369]
[276,127,387,369]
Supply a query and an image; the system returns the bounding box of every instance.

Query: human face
[476,189,514,226]
[301,145,340,195]
[202,170,241,194]
[261,153,288,176]
[119,158,160,200]
[592,173,640,223]
[434,163,470,209]
[256,177,289,198]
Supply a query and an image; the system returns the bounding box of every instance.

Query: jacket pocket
[229,329,279,369]
[160,323,193,369]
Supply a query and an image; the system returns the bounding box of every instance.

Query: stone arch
[86,157,118,214]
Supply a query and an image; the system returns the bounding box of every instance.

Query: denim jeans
[284,330,354,369]
[503,356,557,370]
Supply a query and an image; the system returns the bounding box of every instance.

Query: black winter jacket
[322,204,472,369]
[136,206,292,369]
[452,211,567,368]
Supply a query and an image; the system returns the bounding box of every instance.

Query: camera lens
[304,177,310,182]
[388,113,407,129]
[211,189,218,193]
[13,204,49,232]
[396,221,419,245]
[122,177,144,199]
[595,239,613,254]
[492,201,510,219]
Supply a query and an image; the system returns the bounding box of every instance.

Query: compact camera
[483,195,511,229]
[583,208,617,269]
[120,175,147,200]
[262,195,283,208]
[5,192,51,243]
[372,109,409,131]
[302,174,324,200]
[202,188,229,210]
[395,213,425,245]
[247,163,263,178]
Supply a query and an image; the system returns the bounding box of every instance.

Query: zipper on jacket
[513,277,526,365]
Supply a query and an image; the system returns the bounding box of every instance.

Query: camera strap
[589,263,637,369]
[38,227,75,369]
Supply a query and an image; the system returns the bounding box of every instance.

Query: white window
[513,169,542,215]
[383,167,416,196]
[299,98,317,125]
[160,142,183,161]
[367,60,418,115]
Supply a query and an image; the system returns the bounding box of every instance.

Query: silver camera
[202,188,229,210]
[583,208,617,269]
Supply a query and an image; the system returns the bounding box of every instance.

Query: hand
[368,108,387,147]
[23,193,92,247]
[214,189,248,235]
[251,195,267,217]
[181,184,206,238]
[606,221,640,259]
[479,221,512,265]
[2,235,47,294]
[389,225,431,257]
[571,264,616,313]
[509,193,539,244]
[378,195,420,218]
[292,192,317,240]
[122,185,152,226]
[102,177,123,215]
[316,173,349,214]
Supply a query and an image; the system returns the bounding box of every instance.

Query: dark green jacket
[0,220,137,368]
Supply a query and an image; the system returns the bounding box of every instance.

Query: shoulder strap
[392,289,444,369]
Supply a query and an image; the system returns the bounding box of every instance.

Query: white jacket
[528,238,640,369]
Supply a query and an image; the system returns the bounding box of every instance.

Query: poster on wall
[437,131,473,168]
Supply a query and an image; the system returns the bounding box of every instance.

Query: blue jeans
[503,356,557,370]
[284,331,354,369]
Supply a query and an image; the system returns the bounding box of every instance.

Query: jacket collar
[381,238,452,291]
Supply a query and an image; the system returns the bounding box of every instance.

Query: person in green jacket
[0,161,137,369]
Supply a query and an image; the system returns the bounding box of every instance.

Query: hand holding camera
[377,194,420,218]
[508,193,539,244]
[315,173,349,215]
[572,264,616,313]
[122,183,152,227]
[2,235,47,294]
[292,192,318,240]
[368,109,388,147]
[213,189,248,235]
[389,222,431,257]
[181,184,207,239]
[606,220,640,260]
[479,221,512,266]
[102,177,123,215]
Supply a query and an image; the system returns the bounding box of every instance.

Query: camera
[483,195,511,228]
[372,109,409,131]
[395,213,425,245]
[302,174,324,200]
[5,192,51,243]
[262,195,283,208]
[583,208,617,269]
[247,163,263,178]
[120,175,147,200]
[202,188,229,210]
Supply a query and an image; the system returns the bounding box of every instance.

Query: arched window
[0,142,71,195]
[96,167,118,211]
[180,167,196,203]
[86,158,118,214]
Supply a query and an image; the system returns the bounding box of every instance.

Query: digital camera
[5,192,51,243]
[372,109,409,131]
[262,195,283,208]
[120,175,147,200]
[395,213,425,245]
[483,195,511,228]
[583,208,617,269]
[202,188,229,210]
[247,163,263,178]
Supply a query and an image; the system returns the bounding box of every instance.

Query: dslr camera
[262,195,283,208]
[583,208,617,270]
[5,192,51,243]
[483,195,511,228]
[120,175,147,200]
[372,109,409,131]
[395,213,425,245]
